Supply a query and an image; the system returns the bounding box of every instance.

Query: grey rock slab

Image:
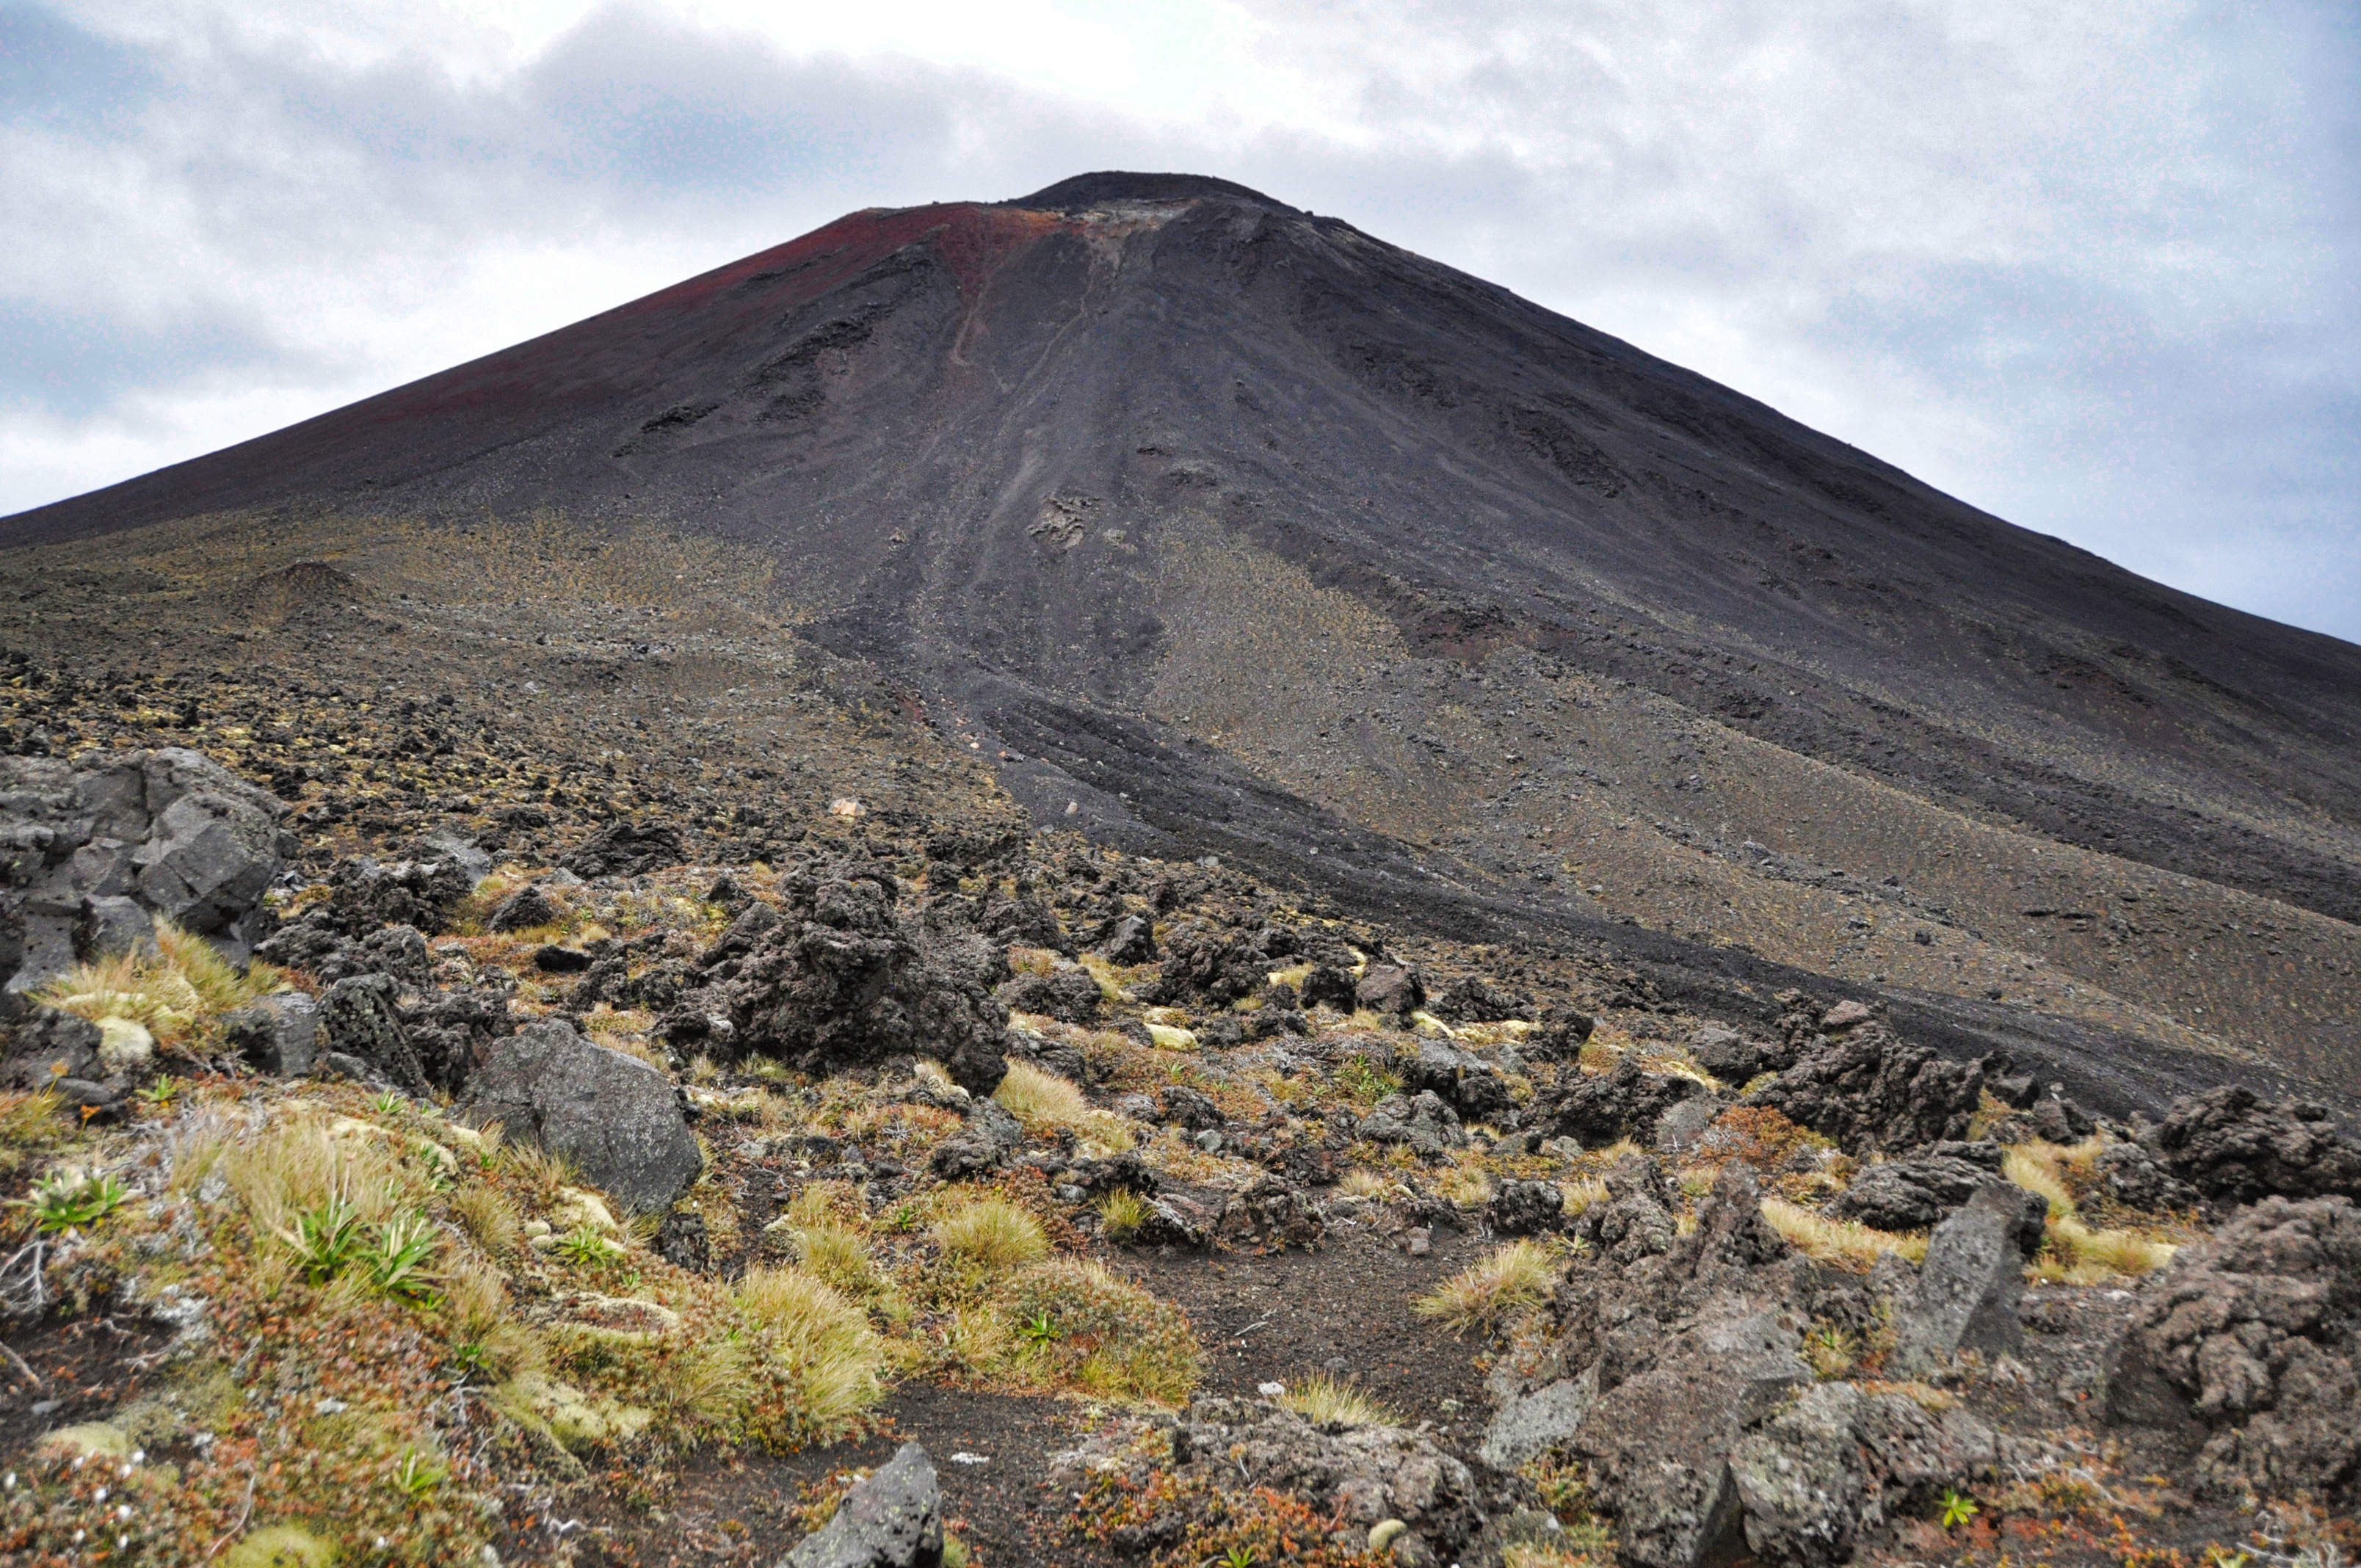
[1894,1182,2040,1372]
[1479,1368,1596,1470]
[461,1016,702,1213]
[222,992,322,1077]
[780,1441,944,1568]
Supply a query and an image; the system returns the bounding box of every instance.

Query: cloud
[2,0,2354,641]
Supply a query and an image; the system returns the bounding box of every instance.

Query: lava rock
[1534,1056,1708,1146]
[487,883,562,932]
[1730,1379,2000,1566]
[221,992,322,1077]
[562,819,686,878]
[654,1209,712,1273]
[1298,965,1358,1012]
[319,973,428,1092]
[1827,1141,2006,1232]
[2103,1195,2361,1504]
[533,944,595,974]
[1092,912,1156,964]
[1523,1009,1597,1061]
[324,854,471,936]
[2152,1086,2361,1205]
[460,1017,703,1213]
[781,1441,946,1568]
[399,983,515,1095]
[1686,1025,1780,1083]
[2093,1141,2202,1213]
[1429,976,1531,1022]
[0,748,287,994]
[1893,1183,2048,1373]
[1001,965,1101,1023]
[1357,1090,1465,1157]
[1156,1085,1225,1131]
[675,865,1009,1095]
[1406,1039,1513,1121]
[1,1005,105,1090]
[1215,1175,1325,1251]
[1742,1024,1997,1153]
[1355,962,1426,1019]
[1487,1178,1565,1236]
[928,1097,1026,1181]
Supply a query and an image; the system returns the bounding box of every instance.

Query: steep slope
[10,171,2360,1094]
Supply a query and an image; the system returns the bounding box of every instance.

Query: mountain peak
[1002,170,1294,211]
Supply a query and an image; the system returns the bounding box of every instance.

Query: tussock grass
[790,1221,880,1295]
[2036,1216,2176,1283]
[1335,1168,1396,1201]
[1437,1158,1495,1209]
[1,1088,68,1175]
[37,916,285,1047]
[1277,1373,1399,1428]
[932,1196,1048,1272]
[1098,1188,1151,1242]
[451,1184,522,1256]
[1760,1197,1928,1271]
[2003,1147,2075,1219]
[735,1265,888,1431]
[991,1060,1135,1153]
[1557,1177,1611,1218]
[1412,1239,1557,1336]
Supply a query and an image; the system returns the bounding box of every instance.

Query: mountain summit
[10,172,2360,1095]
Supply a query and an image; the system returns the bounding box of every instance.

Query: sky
[4,0,2357,642]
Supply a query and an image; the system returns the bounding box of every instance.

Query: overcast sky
[4,0,2357,641]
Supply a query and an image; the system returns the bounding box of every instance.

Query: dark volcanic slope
[12,171,2361,1092]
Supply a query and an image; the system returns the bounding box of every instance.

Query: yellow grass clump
[1277,1373,1399,1429]
[37,916,286,1048]
[992,1060,1136,1153]
[1760,1197,1929,1271]
[1412,1239,1558,1336]
[735,1265,888,1431]
[932,1195,1049,1272]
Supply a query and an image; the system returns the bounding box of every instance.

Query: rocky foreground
[3,745,2358,1568]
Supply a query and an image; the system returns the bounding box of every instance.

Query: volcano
[11,170,2361,1100]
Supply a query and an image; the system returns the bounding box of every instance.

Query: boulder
[1523,1009,1597,1061]
[460,1017,703,1213]
[1429,976,1531,1023]
[1357,1090,1465,1157]
[2094,1141,2202,1213]
[1893,1183,2047,1373]
[2152,1086,2361,1205]
[1172,1397,1485,1562]
[928,1097,1026,1181]
[562,819,686,878]
[1298,964,1359,1012]
[1741,1025,1995,1153]
[1155,1085,1225,1131]
[1729,1380,2000,1566]
[1534,1056,1707,1146]
[781,1442,946,1568]
[1355,962,1426,1018]
[1001,965,1101,1023]
[1487,1179,1565,1237]
[399,982,515,1095]
[1827,1141,2006,1232]
[0,749,286,994]
[319,973,427,1092]
[1092,912,1156,964]
[487,882,562,932]
[1686,1025,1780,1083]
[664,864,1008,1094]
[323,854,472,936]
[1214,1174,1325,1252]
[1406,1039,1512,1121]
[2103,1194,2361,1504]
[222,992,322,1077]
[1,1005,104,1090]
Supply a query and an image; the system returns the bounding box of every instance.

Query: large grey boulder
[1893,1182,2048,1373]
[781,1442,944,1568]
[0,749,287,995]
[461,1017,702,1213]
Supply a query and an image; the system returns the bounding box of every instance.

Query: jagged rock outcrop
[1741,1025,1995,1153]
[1532,1056,1711,1147]
[1404,1038,1513,1121]
[1356,1089,1465,1157]
[2104,1194,2361,1506]
[2151,1086,2361,1205]
[562,819,686,878]
[659,865,1009,1095]
[0,748,288,997]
